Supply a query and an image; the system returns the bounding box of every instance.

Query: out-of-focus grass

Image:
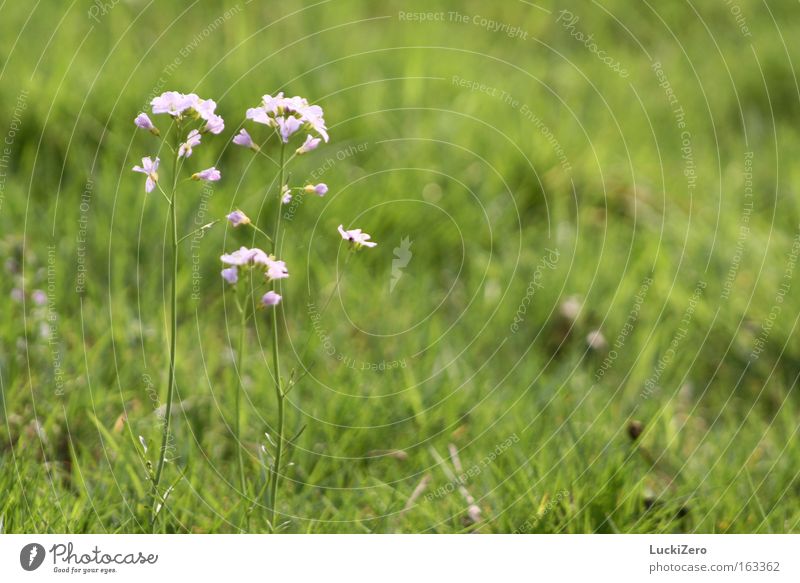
[1,0,800,533]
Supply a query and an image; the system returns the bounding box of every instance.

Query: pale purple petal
[193,167,221,182]
[134,112,157,132]
[226,210,250,227]
[204,114,225,135]
[261,291,282,307]
[296,134,321,154]
[233,129,254,148]
[221,267,238,284]
[151,91,194,116]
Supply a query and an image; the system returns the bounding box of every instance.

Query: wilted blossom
[338,224,377,249]
[304,183,328,196]
[233,129,258,151]
[226,210,250,227]
[192,167,221,182]
[296,134,320,154]
[261,291,282,307]
[246,92,329,143]
[221,267,238,285]
[132,156,160,193]
[178,129,202,158]
[134,112,159,135]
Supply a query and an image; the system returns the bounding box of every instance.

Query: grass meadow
[2,0,800,533]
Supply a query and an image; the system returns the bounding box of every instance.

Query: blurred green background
[2,0,800,533]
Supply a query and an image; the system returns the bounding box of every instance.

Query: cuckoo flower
[151,91,194,117]
[304,183,328,196]
[178,129,202,158]
[226,210,251,227]
[261,291,282,307]
[204,114,225,135]
[276,116,302,143]
[192,167,221,182]
[296,134,320,154]
[265,257,289,281]
[245,92,329,144]
[233,129,258,151]
[132,156,160,193]
[221,267,239,285]
[134,112,159,135]
[338,224,377,249]
[221,246,269,267]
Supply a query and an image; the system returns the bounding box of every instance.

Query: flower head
[338,224,377,249]
[132,156,160,193]
[178,129,202,158]
[220,246,269,267]
[226,210,250,227]
[233,129,259,151]
[192,167,221,182]
[245,93,328,143]
[282,192,293,205]
[221,267,238,285]
[32,289,47,305]
[304,183,328,196]
[134,112,159,135]
[296,134,320,154]
[151,91,194,116]
[261,291,282,307]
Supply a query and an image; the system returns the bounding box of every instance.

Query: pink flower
[132,156,160,193]
[32,289,47,305]
[265,258,289,280]
[304,183,328,196]
[299,104,328,142]
[233,129,258,151]
[192,167,221,182]
[275,116,302,143]
[151,91,194,116]
[221,246,269,267]
[226,210,250,227]
[194,97,217,121]
[221,267,238,284]
[261,291,282,307]
[178,129,202,158]
[134,113,159,135]
[246,106,271,125]
[296,134,320,154]
[204,114,225,135]
[338,224,377,249]
[282,192,293,205]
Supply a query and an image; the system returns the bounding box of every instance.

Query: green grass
[2,0,800,533]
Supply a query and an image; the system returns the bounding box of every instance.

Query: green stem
[235,295,247,498]
[152,120,182,528]
[268,144,286,531]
